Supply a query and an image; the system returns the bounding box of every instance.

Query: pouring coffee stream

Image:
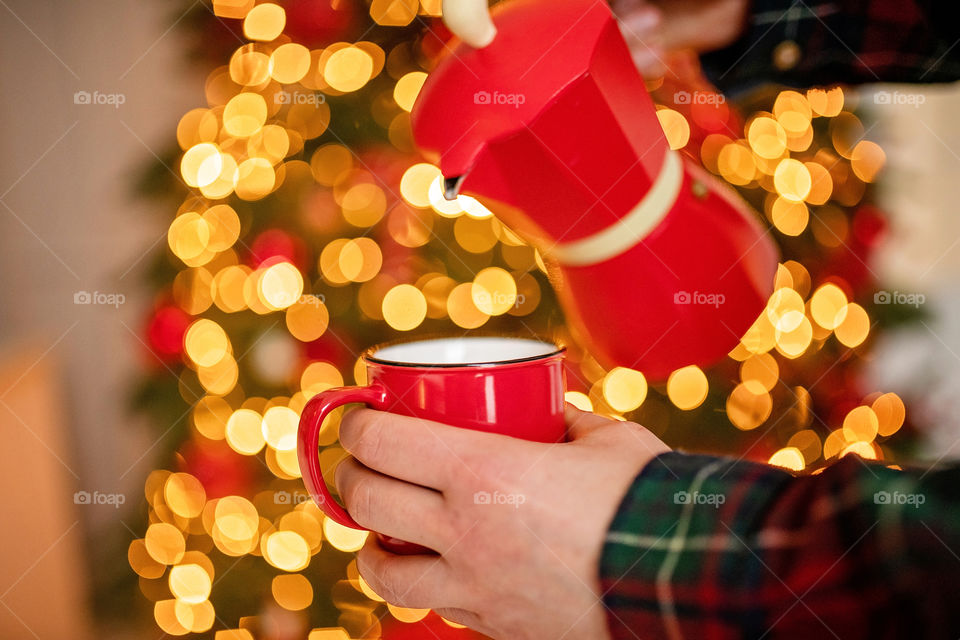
[415,0,779,381]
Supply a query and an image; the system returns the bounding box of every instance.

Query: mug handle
[297,383,387,529]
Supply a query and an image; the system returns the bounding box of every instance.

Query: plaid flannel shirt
[699,0,960,91]
[600,452,960,639]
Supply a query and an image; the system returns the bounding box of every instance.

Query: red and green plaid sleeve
[600,451,960,639]
[700,0,960,91]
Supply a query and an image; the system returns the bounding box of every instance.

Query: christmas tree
[124,1,916,638]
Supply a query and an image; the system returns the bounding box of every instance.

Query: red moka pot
[412,0,778,381]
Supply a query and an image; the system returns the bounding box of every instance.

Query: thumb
[564,403,616,441]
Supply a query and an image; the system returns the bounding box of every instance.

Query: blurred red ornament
[146,304,191,362]
[420,18,455,62]
[303,332,356,369]
[179,438,254,500]
[852,204,888,248]
[249,228,310,271]
[281,0,358,47]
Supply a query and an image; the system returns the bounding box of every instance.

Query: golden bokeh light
[235,157,276,200]
[841,440,880,460]
[740,353,779,393]
[185,319,231,367]
[243,3,286,41]
[850,140,886,182]
[388,604,430,623]
[765,287,805,332]
[272,574,314,610]
[323,519,368,552]
[842,405,879,442]
[310,144,353,186]
[340,182,387,227]
[768,447,805,471]
[666,365,708,410]
[168,212,211,261]
[726,383,772,430]
[602,367,647,413]
[872,392,906,437]
[788,429,822,464]
[129,539,166,579]
[214,265,251,312]
[226,408,266,455]
[164,473,206,519]
[370,0,418,25]
[471,267,517,315]
[269,43,311,84]
[564,390,593,412]
[446,282,489,329]
[181,143,223,188]
[773,158,812,202]
[169,564,212,604]
[771,197,809,236]
[259,262,304,310]
[656,108,690,150]
[155,599,189,636]
[177,108,219,150]
[300,361,344,397]
[775,315,813,358]
[807,86,844,117]
[230,46,270,86]
[308,629,351,640]
[834,302,870,347]
[223,93,268,138]
[262,405,300,451]
[382,284,427,331]
[718,142,757,185]
[810,283,848,330]
[747,117,787,159]
[803,162,833,205]
[339,238,382,282]
[400,163,439,208]
[454,216,499,253]
[202,205,241,252]
[323,46,375,92]
[394,71,427,112]
[145,522,186,565]
[285,295,329,342]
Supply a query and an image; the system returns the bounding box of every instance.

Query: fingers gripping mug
[297,336,567,553]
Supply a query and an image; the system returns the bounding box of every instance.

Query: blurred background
[1,1,958,639]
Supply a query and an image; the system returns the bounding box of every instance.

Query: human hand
[611,0,749,76]
[333,404,671,639]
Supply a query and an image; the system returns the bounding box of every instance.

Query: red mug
[297,336,567,553]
